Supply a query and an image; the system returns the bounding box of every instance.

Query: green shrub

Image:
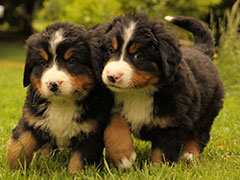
[120,0,221,19]
[34,0,121,30]
[33,0,221,31]
[215,0,240,91]
[63,0,121,26]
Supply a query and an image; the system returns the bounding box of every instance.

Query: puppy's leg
[38,143,52,156]
[182,138,200,163]
[151,148,163,163]
[69,131,105,173]
[182,120,213,163]
[69,151,83,173]
[182,113,218,163]
[6,130,39,169]
[104,114,136,168]
[151,127,186,164]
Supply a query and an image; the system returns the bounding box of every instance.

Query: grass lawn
[1,16,240,179]
[0,41,25,68]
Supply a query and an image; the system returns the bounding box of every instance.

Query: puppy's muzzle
[46,81,63,92]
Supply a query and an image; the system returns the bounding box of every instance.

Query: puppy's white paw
[118,152,137,169]
[183,152,195,162]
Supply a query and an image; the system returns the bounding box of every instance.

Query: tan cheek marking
[40,49,48,61]
[104,114,135,165]
[151,148,163,163]
[129,43,140,54]
[130,63,160,88]
[69,151,84,173]
[69,73,95,93]
[112,36,118,50]
[30,74,44,95]
[183,139,200,159]
[6,131,38,169]
[64,48,74,60]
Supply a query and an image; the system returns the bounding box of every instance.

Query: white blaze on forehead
[101,22,136,89]
[120,21,136,61]
[50,29,65,56]
[41,63,72,97]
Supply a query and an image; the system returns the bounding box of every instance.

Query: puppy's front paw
[182,152,195,162]
[106,141,137,169]
[69,151,83,173]
[183,139,200,163]
[104,114,136,168]
[118,151,136,168]
[6,131,38,169]
[37,143,52,156]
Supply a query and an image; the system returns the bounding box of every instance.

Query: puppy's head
[100,12,182,92]
[24,22,94,99]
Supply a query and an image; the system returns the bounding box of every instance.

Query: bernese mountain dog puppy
[91,12,224,168]
[6,22,112,173]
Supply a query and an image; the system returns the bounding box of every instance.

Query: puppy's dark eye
[40,61,47,68]
[134,52,142,60]
[108,47,115,55]
[68,58,76,65]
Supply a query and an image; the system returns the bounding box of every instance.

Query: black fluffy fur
[90,12,224,163]
[10,22,113,167]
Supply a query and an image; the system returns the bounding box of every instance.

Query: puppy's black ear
[23,34,39,87]
[88,22,114,81]
[151,21,182,81]
[23,61,32,87]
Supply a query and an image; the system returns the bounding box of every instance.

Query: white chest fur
[113,86,175,135]
[113,86,156,135]
[33,98,94,147]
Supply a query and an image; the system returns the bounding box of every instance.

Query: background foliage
[214,0,240,90]
[1,0,236,34]
[34,0,222,30]
[0,0,41,35]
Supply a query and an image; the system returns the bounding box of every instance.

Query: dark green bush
[215,0,240,92]
[33,0,221,31]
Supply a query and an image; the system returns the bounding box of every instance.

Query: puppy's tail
[164,16,215,60]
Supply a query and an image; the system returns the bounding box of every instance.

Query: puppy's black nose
[107,76,116,83]
[106,72,123,83]
[49,82,58,92]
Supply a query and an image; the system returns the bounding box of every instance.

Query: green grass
[0,45,240,180]
[0,41,25,68]
[1,2,240,179]
[0,65,239,179]
[0,41,25,62]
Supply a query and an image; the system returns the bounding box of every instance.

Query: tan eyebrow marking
[40,49,49,61]
[129,43,140,54]
[64,48,74,60]
[112,36,118,50]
